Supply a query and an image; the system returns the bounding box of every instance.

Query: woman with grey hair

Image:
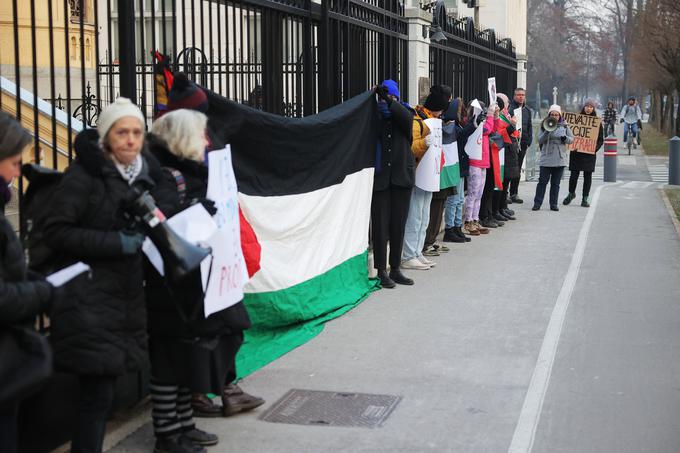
[44,98,176,453]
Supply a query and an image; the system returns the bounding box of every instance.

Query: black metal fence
[429,8,517,102]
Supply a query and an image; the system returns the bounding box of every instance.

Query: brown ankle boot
[221,384,265,416]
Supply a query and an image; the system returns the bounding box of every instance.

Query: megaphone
[542,117,558,132]
[125,188,211,283]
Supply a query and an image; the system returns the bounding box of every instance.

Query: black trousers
[425,196,446,248]
[480,165,495,220]
[371,186,412,270]
[568,170,592,197]
[0,404,18,453]
[509,144,528,196]
[71,375,117,453]
[534,166,565,208]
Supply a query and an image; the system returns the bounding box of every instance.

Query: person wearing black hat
[401,86,449,271]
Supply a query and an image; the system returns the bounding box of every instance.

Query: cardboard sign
[415,118,443,192]
[563,112,602,154]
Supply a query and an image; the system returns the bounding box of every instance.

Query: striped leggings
[150,378,195,438]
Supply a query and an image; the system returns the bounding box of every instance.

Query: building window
[71,36,77,59]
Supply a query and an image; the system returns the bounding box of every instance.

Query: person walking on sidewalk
[532,104,573,211]
[508,88,533,204]
[620,96,642,148]
[464,103,494,236]
[371,80,415,288]
[443,98,473,243]
[603,101,617,137]
[401,85,449,270]
[563,99,604,208]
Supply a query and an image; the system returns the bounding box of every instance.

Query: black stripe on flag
[206,90,380,196]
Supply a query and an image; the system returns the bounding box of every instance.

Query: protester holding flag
[402,85,449,270]
[563,99,604,208]
[371,80,416,288]
[442,98,472,243]
[508,88,533,203]
[481,104,505,229]
[464,102,494,236]
[493,93,519,222]
[533,105,573,211]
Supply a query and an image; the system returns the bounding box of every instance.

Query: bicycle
[624,122,637,155]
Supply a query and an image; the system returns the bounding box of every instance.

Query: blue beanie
[381,79,400,100]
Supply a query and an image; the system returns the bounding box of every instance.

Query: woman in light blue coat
[532,104,574,211]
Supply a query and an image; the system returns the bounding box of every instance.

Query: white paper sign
[488,77,497,105]
[142,203,217,277]
[471,99,483,116]
[513,107,523,132]
[415,118,443,192]
[203,146,249,317]
[46,262,91,287]
[465,122,484,161]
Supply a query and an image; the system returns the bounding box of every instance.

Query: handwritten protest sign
[415,118,443,192]
[563,112,602,154]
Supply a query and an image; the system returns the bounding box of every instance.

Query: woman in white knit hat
[532,104,573,211]
[42,98,188,453]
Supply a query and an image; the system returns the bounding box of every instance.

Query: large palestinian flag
[206,90,381,377]
[440,122,461,189]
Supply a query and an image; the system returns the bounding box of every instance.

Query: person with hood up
[372,80,416,288]
[0,112,59,453]
[463,102,494,236]
[563,99,604,208]
[44,98,177,452]
[401,85,449,270]
[532,104,574,211]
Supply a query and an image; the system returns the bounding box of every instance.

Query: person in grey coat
[532,104,574,211]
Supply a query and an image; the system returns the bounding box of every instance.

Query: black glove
[191,198,218,216]
[119,231,146,255]
[476,113,487,126]
[45,284,67,314]
[375,85,392,105]
[561,136,567,143]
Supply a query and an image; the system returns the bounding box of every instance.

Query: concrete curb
[659,188,680,240]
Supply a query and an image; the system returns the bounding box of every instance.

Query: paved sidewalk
[109,166,680,453]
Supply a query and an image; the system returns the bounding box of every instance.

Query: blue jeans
[623,122,638,143]
[444,179,465,229]
[402,187,433,261]
[533,166,565,208]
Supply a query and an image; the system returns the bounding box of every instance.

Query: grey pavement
[110,139,680,453]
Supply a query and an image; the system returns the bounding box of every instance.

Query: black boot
[377,270,396,288]
[453,226,471,242]
[389,268,414,285]
[444,227,465,243]
[501,209,516,220]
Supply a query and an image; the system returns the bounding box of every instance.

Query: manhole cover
[260,389,401,428]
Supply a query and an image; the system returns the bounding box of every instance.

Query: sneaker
[506,196,513,204]
[191,394,222,418]
[494,213,509,222]
[501,209,516,220]
[581,197,590,208]
[418,255,436,267]
[182,428,219,447]
[389,268,414,285]
[154,435,206,453]
[221,384,265,416]
[464,221,481,236]
[444,227,465,242]
[480,218,497,228]
[401,257,430,270]
[422,246,440,257]
[511,195,524,204]
[377,270,396,288]
[473,221,489,234]
[432,242,450,252]
[505,208,515,216]
[453,227,471,242]
[563,192,575,205]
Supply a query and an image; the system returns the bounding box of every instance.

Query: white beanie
[548,104,562,115]
[97,97,145,140]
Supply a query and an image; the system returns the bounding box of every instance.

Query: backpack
[20,164,64,274]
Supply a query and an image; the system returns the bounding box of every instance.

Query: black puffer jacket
[146,134,251,338]
[44,129,174,376]
[0,199,52,326]
[373,101,415,191]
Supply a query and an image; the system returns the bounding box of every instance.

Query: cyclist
[620,96,642,148]
[603,101,617,136]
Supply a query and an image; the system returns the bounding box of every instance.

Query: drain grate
[260,389,401,428]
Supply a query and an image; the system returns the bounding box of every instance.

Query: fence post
[404,7,431,108]
[670,136,680,186]
[117,0,137,101]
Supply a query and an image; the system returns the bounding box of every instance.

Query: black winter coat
[0,199,52,327]
[456,121,475,178]
[44,129,175,376]
[509,100,534,147]
[569,116,604,173]
[146,135,251,339]
[373,101,415,191]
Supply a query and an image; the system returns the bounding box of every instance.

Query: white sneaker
[633,137,638,146]
[401,257,430,270]
[417,255,436,267]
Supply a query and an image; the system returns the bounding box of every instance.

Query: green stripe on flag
[236,251,379,378]
[440,163,460,189]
